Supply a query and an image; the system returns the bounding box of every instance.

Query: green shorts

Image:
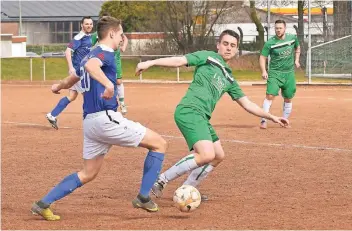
[174,105,219,151]
[266,71,296,99]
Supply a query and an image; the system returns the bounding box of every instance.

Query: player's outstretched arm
[235,96,289,127]
[295,45,301,68]
[65,48,76,76]
[85,58,114,99]
[259,55,268,80]
[135,56,188,76]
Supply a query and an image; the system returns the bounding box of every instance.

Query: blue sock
[51,97,70,117]
[41,173,82,205]
[139,151,165,197]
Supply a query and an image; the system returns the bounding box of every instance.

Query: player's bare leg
[260,94,275,129]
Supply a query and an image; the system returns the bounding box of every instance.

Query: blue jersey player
[31,16,167,221]
[46,16,93,130]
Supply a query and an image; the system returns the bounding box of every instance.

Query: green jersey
[261,33,300,72]
[180,50,245,119]
[91,32,98,46]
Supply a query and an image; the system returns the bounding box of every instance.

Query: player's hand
[51,83,61,94]
[261,71,268,80]
[68,67,76,76]
[270,115,289,128]
[295,61,301,69]
[135,61,152,76]
[101,84,114,100]
[121,33,127,41]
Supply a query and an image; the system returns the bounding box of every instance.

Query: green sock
[119,98,125,105]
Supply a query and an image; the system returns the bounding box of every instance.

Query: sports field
[2,82,352,229]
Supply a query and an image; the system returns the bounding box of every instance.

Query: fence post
[30,57,33,81]
[43,57,46,81]
[177,67,180,82]
[139,56,142,81]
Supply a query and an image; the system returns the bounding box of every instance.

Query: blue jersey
[67,31,92,72]
[80,44,118,118]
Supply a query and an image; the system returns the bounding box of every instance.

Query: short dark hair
[97,16,121,40]
[81,16,92,24]
[219,29,240,45]
[100,12,111,18]
[275,20,286,26]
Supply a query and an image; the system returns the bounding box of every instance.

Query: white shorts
[69,79,85,93]
[83,110,147,159]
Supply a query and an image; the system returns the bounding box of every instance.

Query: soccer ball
[173,185,201,212]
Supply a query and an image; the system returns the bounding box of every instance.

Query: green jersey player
[135,29,289,200]
[259,20,301,129]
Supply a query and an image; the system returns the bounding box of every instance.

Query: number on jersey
[80,66,90,92]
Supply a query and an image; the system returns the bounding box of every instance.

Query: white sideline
[3,121,352,153]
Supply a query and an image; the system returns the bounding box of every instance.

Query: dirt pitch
[2,83,352,230]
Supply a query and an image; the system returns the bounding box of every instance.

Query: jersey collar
[99,44,114,52]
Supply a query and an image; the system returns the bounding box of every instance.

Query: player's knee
[198,151,216,165]
[284,98,292,103]
[154,136,168,153]
[116,79,122,85]
[266,94,275,100]
[68,91,78,102]
[216,150,225,161]
[78,170,99,184]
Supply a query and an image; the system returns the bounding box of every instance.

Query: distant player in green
[91,18,129,115]
[259,20,301,129]
[135,30,289,200]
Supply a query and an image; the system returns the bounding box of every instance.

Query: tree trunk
[297,0,305,67]
[249,0,264,50]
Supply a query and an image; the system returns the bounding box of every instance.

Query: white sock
[117,83,125,104]
[261,98,272,122]
[283,102,292,119]
[183,164,214,188]
[161,154,199,183]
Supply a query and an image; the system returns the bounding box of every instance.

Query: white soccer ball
[173,185,201,212]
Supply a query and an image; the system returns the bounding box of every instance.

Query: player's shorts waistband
[84,110,118,120]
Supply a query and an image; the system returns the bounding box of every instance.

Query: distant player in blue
[46,16,93,129]
[31,16,167,221]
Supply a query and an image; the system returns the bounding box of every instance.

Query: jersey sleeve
[227,81,245,100]
[185,50,211,67]
[294,35,300,48]
[67,37,81,51]
[261,41,270,57]
[89,50,110,67]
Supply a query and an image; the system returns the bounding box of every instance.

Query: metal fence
[1,55,186,82]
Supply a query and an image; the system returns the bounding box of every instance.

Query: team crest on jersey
[97,53,105,61]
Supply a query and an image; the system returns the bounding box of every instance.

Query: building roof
[1,0,105,21]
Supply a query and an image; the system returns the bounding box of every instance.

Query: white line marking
[3,121,352,153]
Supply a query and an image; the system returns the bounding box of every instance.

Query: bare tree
[249,0,265,50]
[157,1,237,54]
